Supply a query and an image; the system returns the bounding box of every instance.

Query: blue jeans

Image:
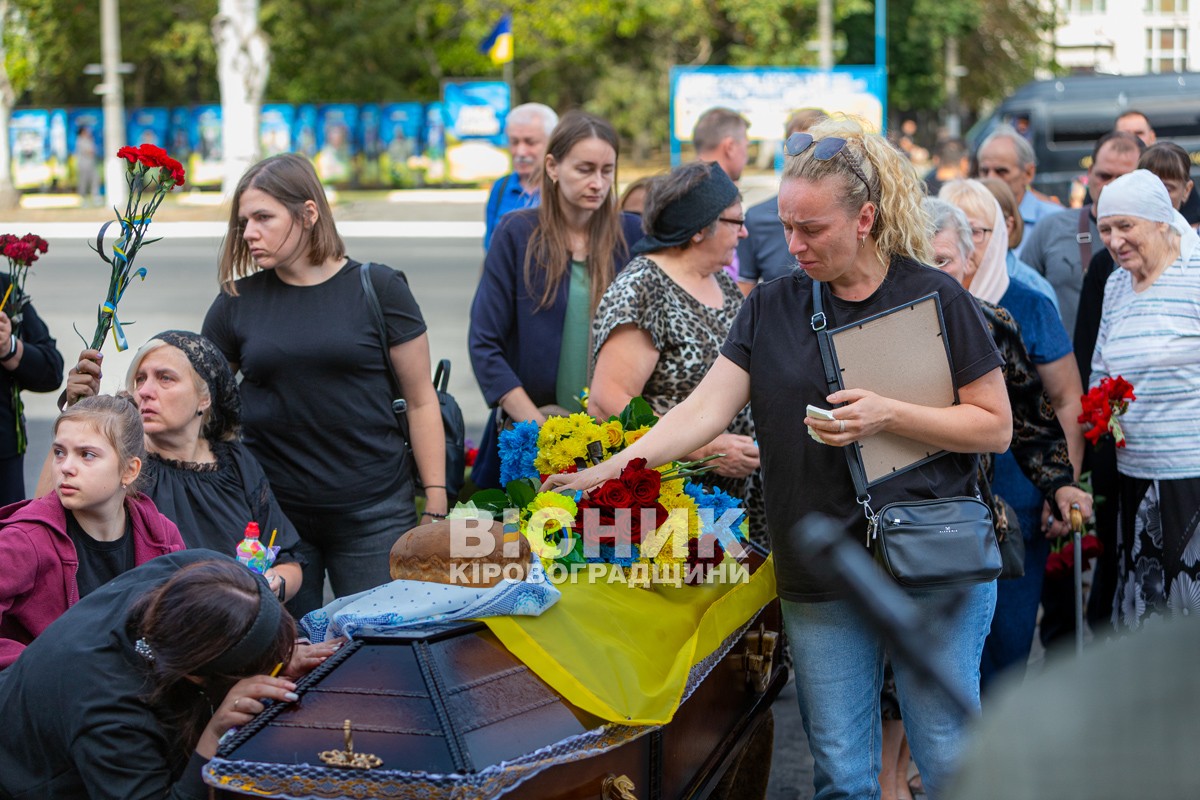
[284,485,418,618]
[783,581,996,800]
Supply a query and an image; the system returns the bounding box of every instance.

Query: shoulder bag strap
[810,280,873,511]
[360,261,412,445]
[1076,207,1093,276]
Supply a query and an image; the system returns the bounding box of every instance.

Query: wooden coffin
[205,590,784,800]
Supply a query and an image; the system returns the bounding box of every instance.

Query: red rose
[1081,533,1103,560]
[116,146,141,165]
[1045,548,1068,579]
[627,502,667,540]
[625,469,661,506]
[685,535,726,585]
[591,478,634,508]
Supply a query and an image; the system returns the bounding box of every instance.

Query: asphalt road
[16,229,816,799]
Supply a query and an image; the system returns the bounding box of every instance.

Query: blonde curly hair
[781,115,931,267]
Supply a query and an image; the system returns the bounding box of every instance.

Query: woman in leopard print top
[590,162,767,544]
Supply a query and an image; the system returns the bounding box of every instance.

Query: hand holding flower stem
[86,144,186,352]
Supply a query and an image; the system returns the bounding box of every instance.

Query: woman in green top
[469,111,644,489]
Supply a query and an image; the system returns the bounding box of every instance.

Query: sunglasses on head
[784,132,873,202]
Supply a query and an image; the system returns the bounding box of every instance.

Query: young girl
[0,394,184,669]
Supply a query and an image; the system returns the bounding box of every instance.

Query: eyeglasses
[718,216,746,227]
[784,133,873,201]
[970,226,994,242]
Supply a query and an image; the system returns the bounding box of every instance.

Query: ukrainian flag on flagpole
[479,14,513,65]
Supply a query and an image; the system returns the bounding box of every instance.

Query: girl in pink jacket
[0,395,184,669]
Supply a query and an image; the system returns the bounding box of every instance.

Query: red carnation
[160,155,186,188]
[137,143,168,168]
[117,146,141,165]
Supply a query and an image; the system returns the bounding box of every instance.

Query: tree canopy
[8,0,1056,154]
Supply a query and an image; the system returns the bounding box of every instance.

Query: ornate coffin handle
[318,719,383,770]
[602,773,638,800]
[739,623,779,693]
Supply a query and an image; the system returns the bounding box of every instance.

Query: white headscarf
[1098,168,1200,264]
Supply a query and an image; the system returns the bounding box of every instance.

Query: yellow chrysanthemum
[526,491,577,530]
[539,416,573,442]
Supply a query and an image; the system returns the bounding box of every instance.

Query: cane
[1070,503,1084,657]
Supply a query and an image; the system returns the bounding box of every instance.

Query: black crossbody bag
[360,262,466,500]
[810,280,1001,588]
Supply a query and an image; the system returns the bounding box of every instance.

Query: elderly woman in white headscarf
[1093,169,1200,629]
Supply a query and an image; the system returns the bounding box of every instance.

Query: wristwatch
[276,575,287,602]
[0,338,17,363]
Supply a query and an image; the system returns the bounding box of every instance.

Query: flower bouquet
[458,398,750,587]
[86,144,186,351]
[0,233,49,454]
[1078,376,1135,448]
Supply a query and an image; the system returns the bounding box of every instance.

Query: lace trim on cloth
[202,615,758,799]
[145,443,225,474]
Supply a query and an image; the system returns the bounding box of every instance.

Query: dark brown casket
[205,561,785,800]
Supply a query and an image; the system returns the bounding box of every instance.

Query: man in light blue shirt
[483,103,558,251]
[977,124,1062,257]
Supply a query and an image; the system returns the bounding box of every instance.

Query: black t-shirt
[203,259,426,512]
[66,511,134,598]
[720,258,1004,601]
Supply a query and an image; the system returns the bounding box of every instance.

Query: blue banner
[9,110,51,190]
[260,104,295,156]
[294,104,318,159]
[441,81,510,183]
[379,102,423,188]
[315,104,358,185]
[188,105,223,187]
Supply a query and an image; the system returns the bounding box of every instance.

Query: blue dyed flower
[586,541,641,568]
[684,482,747,546]
[499,420,541,486]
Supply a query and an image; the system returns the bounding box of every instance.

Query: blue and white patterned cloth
[299,554,560,642]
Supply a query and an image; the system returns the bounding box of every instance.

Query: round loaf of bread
[389,519,530,588]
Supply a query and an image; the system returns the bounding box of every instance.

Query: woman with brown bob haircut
[203,153,447,617]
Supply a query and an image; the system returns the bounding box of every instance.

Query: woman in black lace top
[57,331,304,603]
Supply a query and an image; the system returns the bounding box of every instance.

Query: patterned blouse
[977,300,1074,499]
[592,255,767,543]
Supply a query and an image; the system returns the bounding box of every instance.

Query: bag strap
[359,261,412,445]
[810,279,874,517]
[1076,207,1093,276]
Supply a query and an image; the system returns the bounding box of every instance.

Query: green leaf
[467,488,510,516]
[618,396,657,431]
[505,478,538,509]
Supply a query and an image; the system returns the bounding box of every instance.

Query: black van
[968,72,1200,200]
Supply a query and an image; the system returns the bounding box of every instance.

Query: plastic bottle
[235,521,269,574]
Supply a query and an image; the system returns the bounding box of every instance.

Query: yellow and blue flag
[479,14,513,65]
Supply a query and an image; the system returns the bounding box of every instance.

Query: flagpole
[504,59,515,104]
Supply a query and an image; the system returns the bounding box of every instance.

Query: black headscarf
[147,330,240,442]
[631,162,740,255]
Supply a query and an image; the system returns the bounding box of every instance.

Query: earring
[196,409,204,417]
[859,236,866,249]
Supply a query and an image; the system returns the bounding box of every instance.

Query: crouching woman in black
[0,550,298,800]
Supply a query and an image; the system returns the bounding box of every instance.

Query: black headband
[201,575,281,675]
[632,162,740,255]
